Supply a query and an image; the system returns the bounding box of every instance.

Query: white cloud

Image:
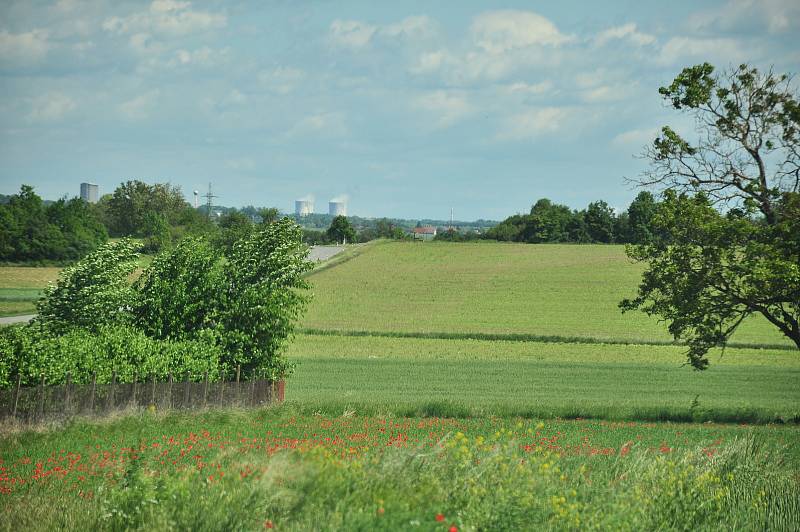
[0,29,49,64]
[471,10,571,54]
[658,36,748,65]
[119,90,160,120]
[103,1,226,36]
[168,46,229,67]
[504,80,553,96]
[612,127,659,147]
[594,23,655,46]
[689,0,800,35]
[410,49,453,74]
[412,90,472,128]
[27,92,76,122]
[287,112,347,138]
[496,107,572,141]
[258,66,305,94]
[329,19,377,48]
[383,15,437,39]
[330,15,437,49]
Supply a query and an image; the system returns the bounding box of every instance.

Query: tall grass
[3,414,796,531]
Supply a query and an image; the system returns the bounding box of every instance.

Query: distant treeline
[1,180,663,263]
[0,186,107,263]
[479,193,661,245]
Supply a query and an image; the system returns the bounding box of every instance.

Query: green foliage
[35,239,140,334]
[584,200,615,243]
[0,185,107,263]
[212,211,254,254]
[485,196,660,244]
[626,191,659,244]
[218,218,313,377]
[134,238,223,340]
[139,212,171,254]
[625,63,800,366]
[106,180,187,237]
[0,323,221,386]
[622,191,800,369]
[326,215,355,244]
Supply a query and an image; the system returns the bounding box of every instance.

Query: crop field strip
[286,334,800,423]
[302,242,790,347]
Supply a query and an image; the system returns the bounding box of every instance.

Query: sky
[1,1,798,220]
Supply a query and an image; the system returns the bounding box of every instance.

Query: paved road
[0,246,346,325]
[0,314,35,325]
[308,245,346,262]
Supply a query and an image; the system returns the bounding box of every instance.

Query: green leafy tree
[327,215,356,244]
[35,239,140,334]
[214,211,254,254]
[584,201,616,243]
[621,63,800,369]
[107,180,187,237]
[0,185,107,262]
[524,199,574,243]
[258,207,281,224]
[219,218,313,377]
[134,238,224,341]
[140,212,171,253]
[625,191,659,244]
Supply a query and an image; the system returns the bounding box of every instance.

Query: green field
[0,268,58,316]
[2,408,798,530]
[286,334,800,423]
[302,241,789,347]
[3,240,799,529]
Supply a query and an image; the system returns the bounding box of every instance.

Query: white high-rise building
[80,182,99,203]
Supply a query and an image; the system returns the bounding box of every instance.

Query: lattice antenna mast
[204,182,218,219]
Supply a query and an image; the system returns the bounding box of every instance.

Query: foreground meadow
[2,408,798,530]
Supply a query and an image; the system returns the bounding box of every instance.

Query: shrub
[35,239,139,334]
[0,324,222,386]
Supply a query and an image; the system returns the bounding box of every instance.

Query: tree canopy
[621,63,800,369]
[0,185,107,263]
[327,215,356,244]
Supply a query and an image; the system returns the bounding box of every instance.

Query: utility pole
[204,182,218,220]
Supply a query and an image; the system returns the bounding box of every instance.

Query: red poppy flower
[435,513,445,522]
[449,527,458,532]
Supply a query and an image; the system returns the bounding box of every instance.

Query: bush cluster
[0,218,312,387]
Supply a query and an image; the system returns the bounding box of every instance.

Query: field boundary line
[298,328,796,352]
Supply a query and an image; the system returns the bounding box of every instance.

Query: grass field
[286,334,800,423]
[2,240,799,529]
[0,268,59,316]
[302,241,790,347]
[1,408,798,530]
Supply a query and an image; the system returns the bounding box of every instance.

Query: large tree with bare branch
[621,63,799,369]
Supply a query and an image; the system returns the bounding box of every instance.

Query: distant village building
[79,182,99,203]
[411,226,437,241]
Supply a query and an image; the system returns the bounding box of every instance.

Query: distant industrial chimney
[329,200,346,216]
[80,182,99,203]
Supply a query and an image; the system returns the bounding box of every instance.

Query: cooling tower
[295,200,313,216]
[329,201,346,216]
